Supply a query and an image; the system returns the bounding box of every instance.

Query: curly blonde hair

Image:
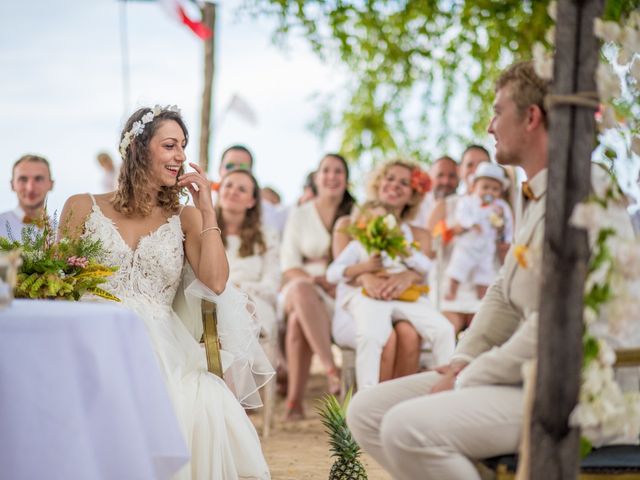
[112,107,188,216]
[215,170,266,258]
[366,158,425,221]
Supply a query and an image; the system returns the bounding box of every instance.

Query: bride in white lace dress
[59,106,271,479]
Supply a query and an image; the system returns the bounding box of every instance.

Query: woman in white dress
[216,169,280,338]
[280,153,355,420]
[59,106,270,480]
[331,159,454,383]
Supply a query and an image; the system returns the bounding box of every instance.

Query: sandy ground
[250,373,391,480]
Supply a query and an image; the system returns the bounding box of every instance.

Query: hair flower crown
[119,104,181,158]
[410,168,432,195]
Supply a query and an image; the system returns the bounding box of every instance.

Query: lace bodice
[83,204,185,307]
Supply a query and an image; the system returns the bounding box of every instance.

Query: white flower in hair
[131,121,144,136]
[119,104,181,158]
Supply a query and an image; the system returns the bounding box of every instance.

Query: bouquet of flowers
[347,213,417,260]
[0,214,120,301]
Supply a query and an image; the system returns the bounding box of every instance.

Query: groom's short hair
[495,61,550,128]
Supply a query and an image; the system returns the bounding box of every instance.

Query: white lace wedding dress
[83,198,271,480]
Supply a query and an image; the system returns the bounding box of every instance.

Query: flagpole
[198,1,216,173]
[119,0,131,119]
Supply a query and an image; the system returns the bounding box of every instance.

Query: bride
[59,105,271,479]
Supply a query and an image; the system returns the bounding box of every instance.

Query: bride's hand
[178,162,214,212]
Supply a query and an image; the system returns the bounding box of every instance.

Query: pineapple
[317,390,368,480]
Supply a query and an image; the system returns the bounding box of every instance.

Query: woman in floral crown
[330,158,455,389]
[59,106,271,480]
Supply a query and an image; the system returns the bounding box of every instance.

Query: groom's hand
[430,361,468,393]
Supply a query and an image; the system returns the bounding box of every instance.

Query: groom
[347,61,550,479]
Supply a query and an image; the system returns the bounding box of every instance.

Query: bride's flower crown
[119,104,181,158]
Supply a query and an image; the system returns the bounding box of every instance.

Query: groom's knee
[380,404,423,456]
[346,388,378,442]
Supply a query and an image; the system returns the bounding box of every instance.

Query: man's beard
[433,186,456,199]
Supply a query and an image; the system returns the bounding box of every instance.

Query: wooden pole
[199,2,216,171]
[529,0,603,478]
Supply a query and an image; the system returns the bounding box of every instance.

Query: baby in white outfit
[445,162,513,301]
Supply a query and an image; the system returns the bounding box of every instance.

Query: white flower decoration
[141,112,154,124]
[533,42,553,80]
[593,18,621,43]
[547,1,557,21]
[596,63,621,102]
[383,214,397,230]
[131,121,144,136]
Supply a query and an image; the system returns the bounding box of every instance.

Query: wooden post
[198,2,216,171]
[529,0,603,478]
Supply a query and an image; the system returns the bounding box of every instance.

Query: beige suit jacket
[453,169,548,387]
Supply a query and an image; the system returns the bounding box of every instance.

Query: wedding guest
[261,186,281,206]
[216,169,280,338]
[425,149,488,332]
[444,162,514,301]
[297,170,317,205]
[459,145,491,194]
[280,153,355,420]
[1,154,54,240]
[327,163,455,389]
[59,105,270,479]
[216,145,288,235]
[346,61,560,480]
[410,155,458,228]
[96,151,118,192]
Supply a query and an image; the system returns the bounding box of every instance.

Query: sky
[2,0,638,215]
[0,0,350,213]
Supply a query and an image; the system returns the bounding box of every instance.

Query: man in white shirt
[0,155,54,240]
[411,155,459,228]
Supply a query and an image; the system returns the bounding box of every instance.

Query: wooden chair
[339,344,433,400]
[482,347,640,479]
[201,299,276,438]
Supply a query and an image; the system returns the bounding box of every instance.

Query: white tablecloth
[0,300,189,480]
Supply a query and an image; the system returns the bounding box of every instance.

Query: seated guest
[1,154,54,240]
[328,196,455,389]
[280,153,355,420]
[216,169,280,337]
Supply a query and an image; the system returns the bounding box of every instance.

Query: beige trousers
[346,371,524,480]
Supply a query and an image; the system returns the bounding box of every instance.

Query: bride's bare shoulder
[60,193,111,235]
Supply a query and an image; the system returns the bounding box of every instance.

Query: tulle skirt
[123,288,272,480]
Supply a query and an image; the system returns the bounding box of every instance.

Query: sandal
[283,401,305,422]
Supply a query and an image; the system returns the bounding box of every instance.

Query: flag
[226,94,258,126]
[159,0,213,40]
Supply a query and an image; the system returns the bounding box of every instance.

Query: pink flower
[67,256,89,268]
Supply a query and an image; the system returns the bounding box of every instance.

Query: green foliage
[316,388,368,480]
[346,213,416,259]
[580,435,593,458]
[0,214,119,302]
[246,0,554,162]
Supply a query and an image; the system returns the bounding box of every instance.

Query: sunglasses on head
[225,162,251,171]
